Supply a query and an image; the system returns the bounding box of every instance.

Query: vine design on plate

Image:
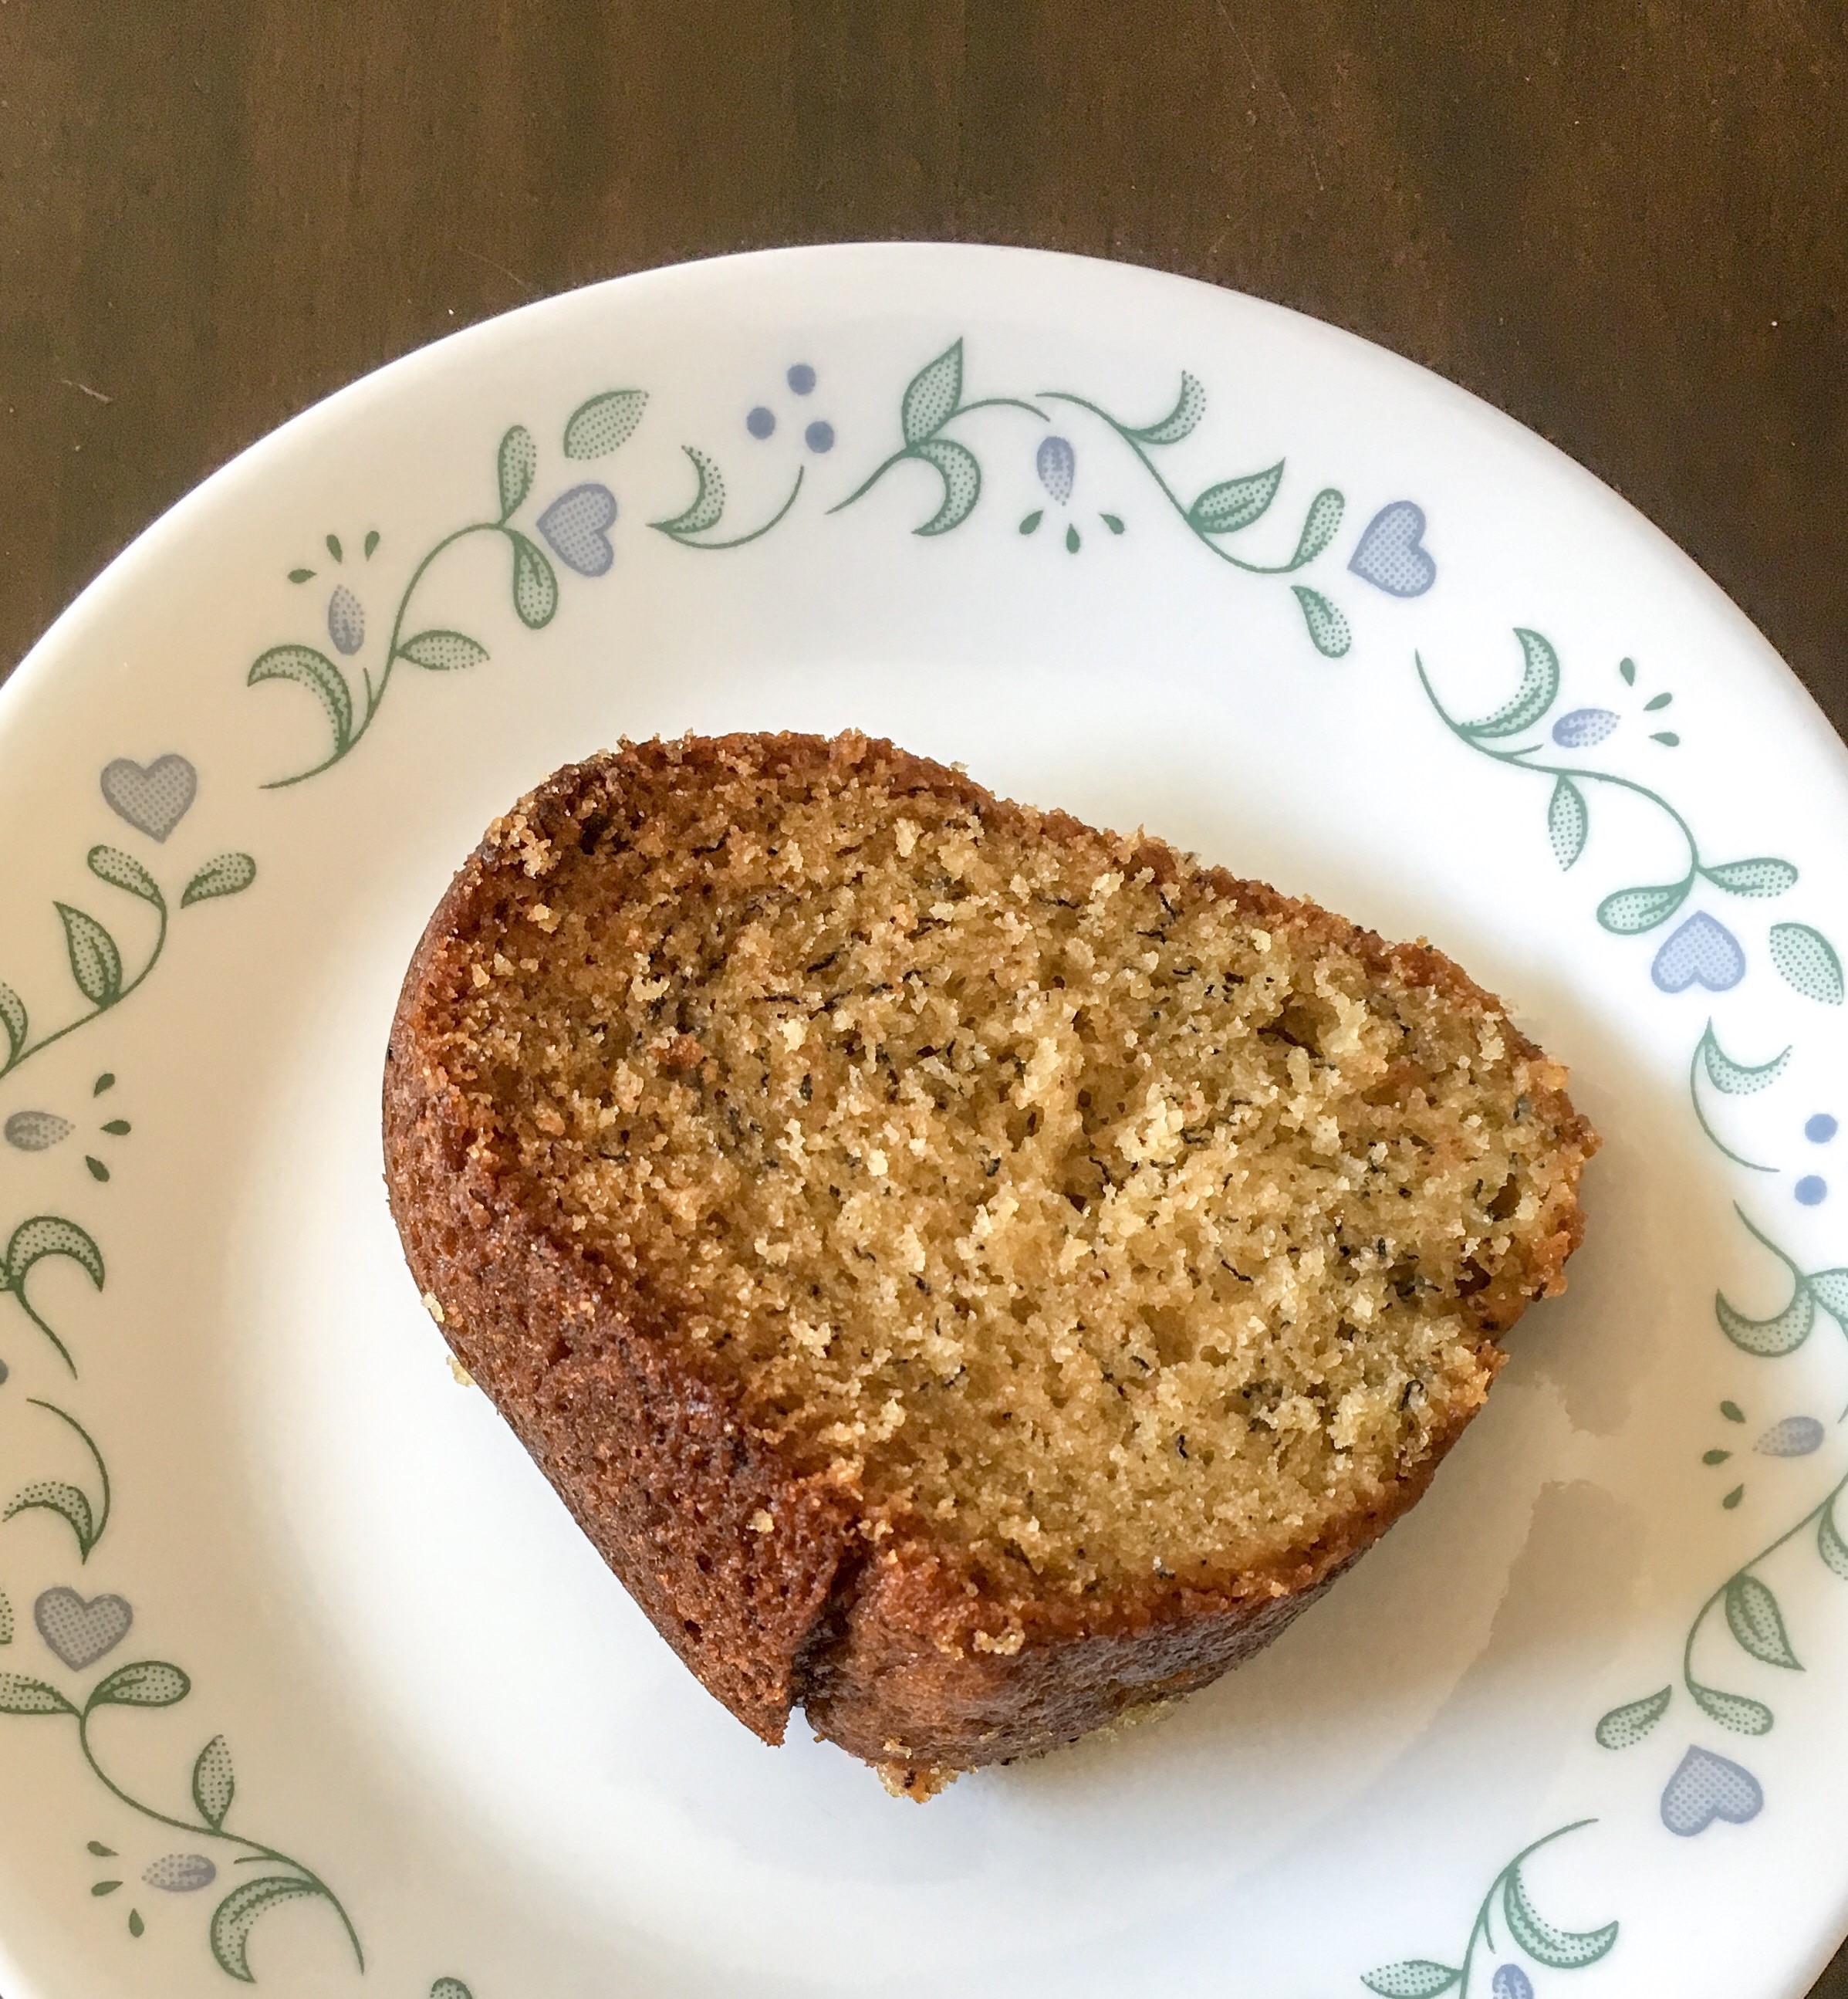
[1360,1820,1616,1997]
[5,1396,111,1558]
[1688,1025,1789,1172]
[248,389,644,786]
[0,1635,361,1981]
[1596,1210,1848,1748]
[1594,1443,1848,1756]
[51,332,1837,1979]
[828,342,1353,653]
[650,447,806,550]
[0,1213,105,1376]
[0,847,256,1090]
[1421,618,1848,1832]
[828,338,1047,535]
[635,360,840,552]
[1713,1207,1848,1369]
[1015,431,1125,553]
[0,780,346,1989]
[1037,373,1351,654]
[9,1070,139,1182]
[1701,1396,1829,1512]
[1414,629,1833,1000]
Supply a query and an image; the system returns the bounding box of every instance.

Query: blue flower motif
[1491,1965,1534,1999]
[4,1110,73,1151]
[1036,435,1076,506]
[1796,1175,1829,1207]
[144,1853,217,1892]
[326,584,365,657]
[535,483,617,577]
[787,364,816,394]
[1552,706,1619,748]
[1756,1415,1824,1456]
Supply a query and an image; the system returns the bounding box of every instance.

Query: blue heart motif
[1348,501,1435,597]
[536,483,617,577]
[35,1587,133,1669]
[1660,1745,1762,1835]
[100,753,197,841]
[1652,913,1745,993]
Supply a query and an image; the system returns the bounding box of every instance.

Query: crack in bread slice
[383,732,1595,1790]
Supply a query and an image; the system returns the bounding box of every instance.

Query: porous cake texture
[384,732,1594,1793]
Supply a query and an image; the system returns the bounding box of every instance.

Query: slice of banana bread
[383,732,1594,1795]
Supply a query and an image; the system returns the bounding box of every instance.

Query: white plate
[2,243,1846,1999]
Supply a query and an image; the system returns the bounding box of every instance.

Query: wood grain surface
[2,1,1846,1989]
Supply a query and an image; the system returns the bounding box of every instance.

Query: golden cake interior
[441,753,1586,1599]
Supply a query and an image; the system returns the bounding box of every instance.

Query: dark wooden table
[2,2,1844,1990]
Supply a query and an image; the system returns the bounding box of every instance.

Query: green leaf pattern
[194,1733,235,1829]
[900,341,963,445]
[56,906,121,1008]
[4,1480,96,1557]
[1701,1029,1790,1094]
[495,425,537,521]
[1688,1682,1775,1736]
[89,1660,191,1710]
[1548,776,1589,869]
[182,853,258,907]
[0,980,24,1061]
[652,447,726,536]
[1716,1283,1813,1356]
[210,1875,323,1983]
[1462,627,1559,738]
[1292,584,1350,658]
[1725,1575,1800,1670]
[399,631,489,672]
[248,645,353,758]
[1705,857,1799,897]
[1596,881,1689,934]
[508,533,558,629]
[1502,1864,1618,1970]
[86,847,162,905]
[1770,921,1844,1004]
[6,1216,105,1293]
[910,438,981,536]
[1593,1686,1670,1749]
[1124,370,1205,444]
[1363,1962,1458,1997]
[0,1672,74,1715]
[1364,1823,1614,1999]
[1819,1501,1848,1581]
[1289,487,1345,566]
[1188,462,1283,536]
[563,387,647,459]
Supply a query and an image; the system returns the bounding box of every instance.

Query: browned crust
[383,732,1595,1780]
